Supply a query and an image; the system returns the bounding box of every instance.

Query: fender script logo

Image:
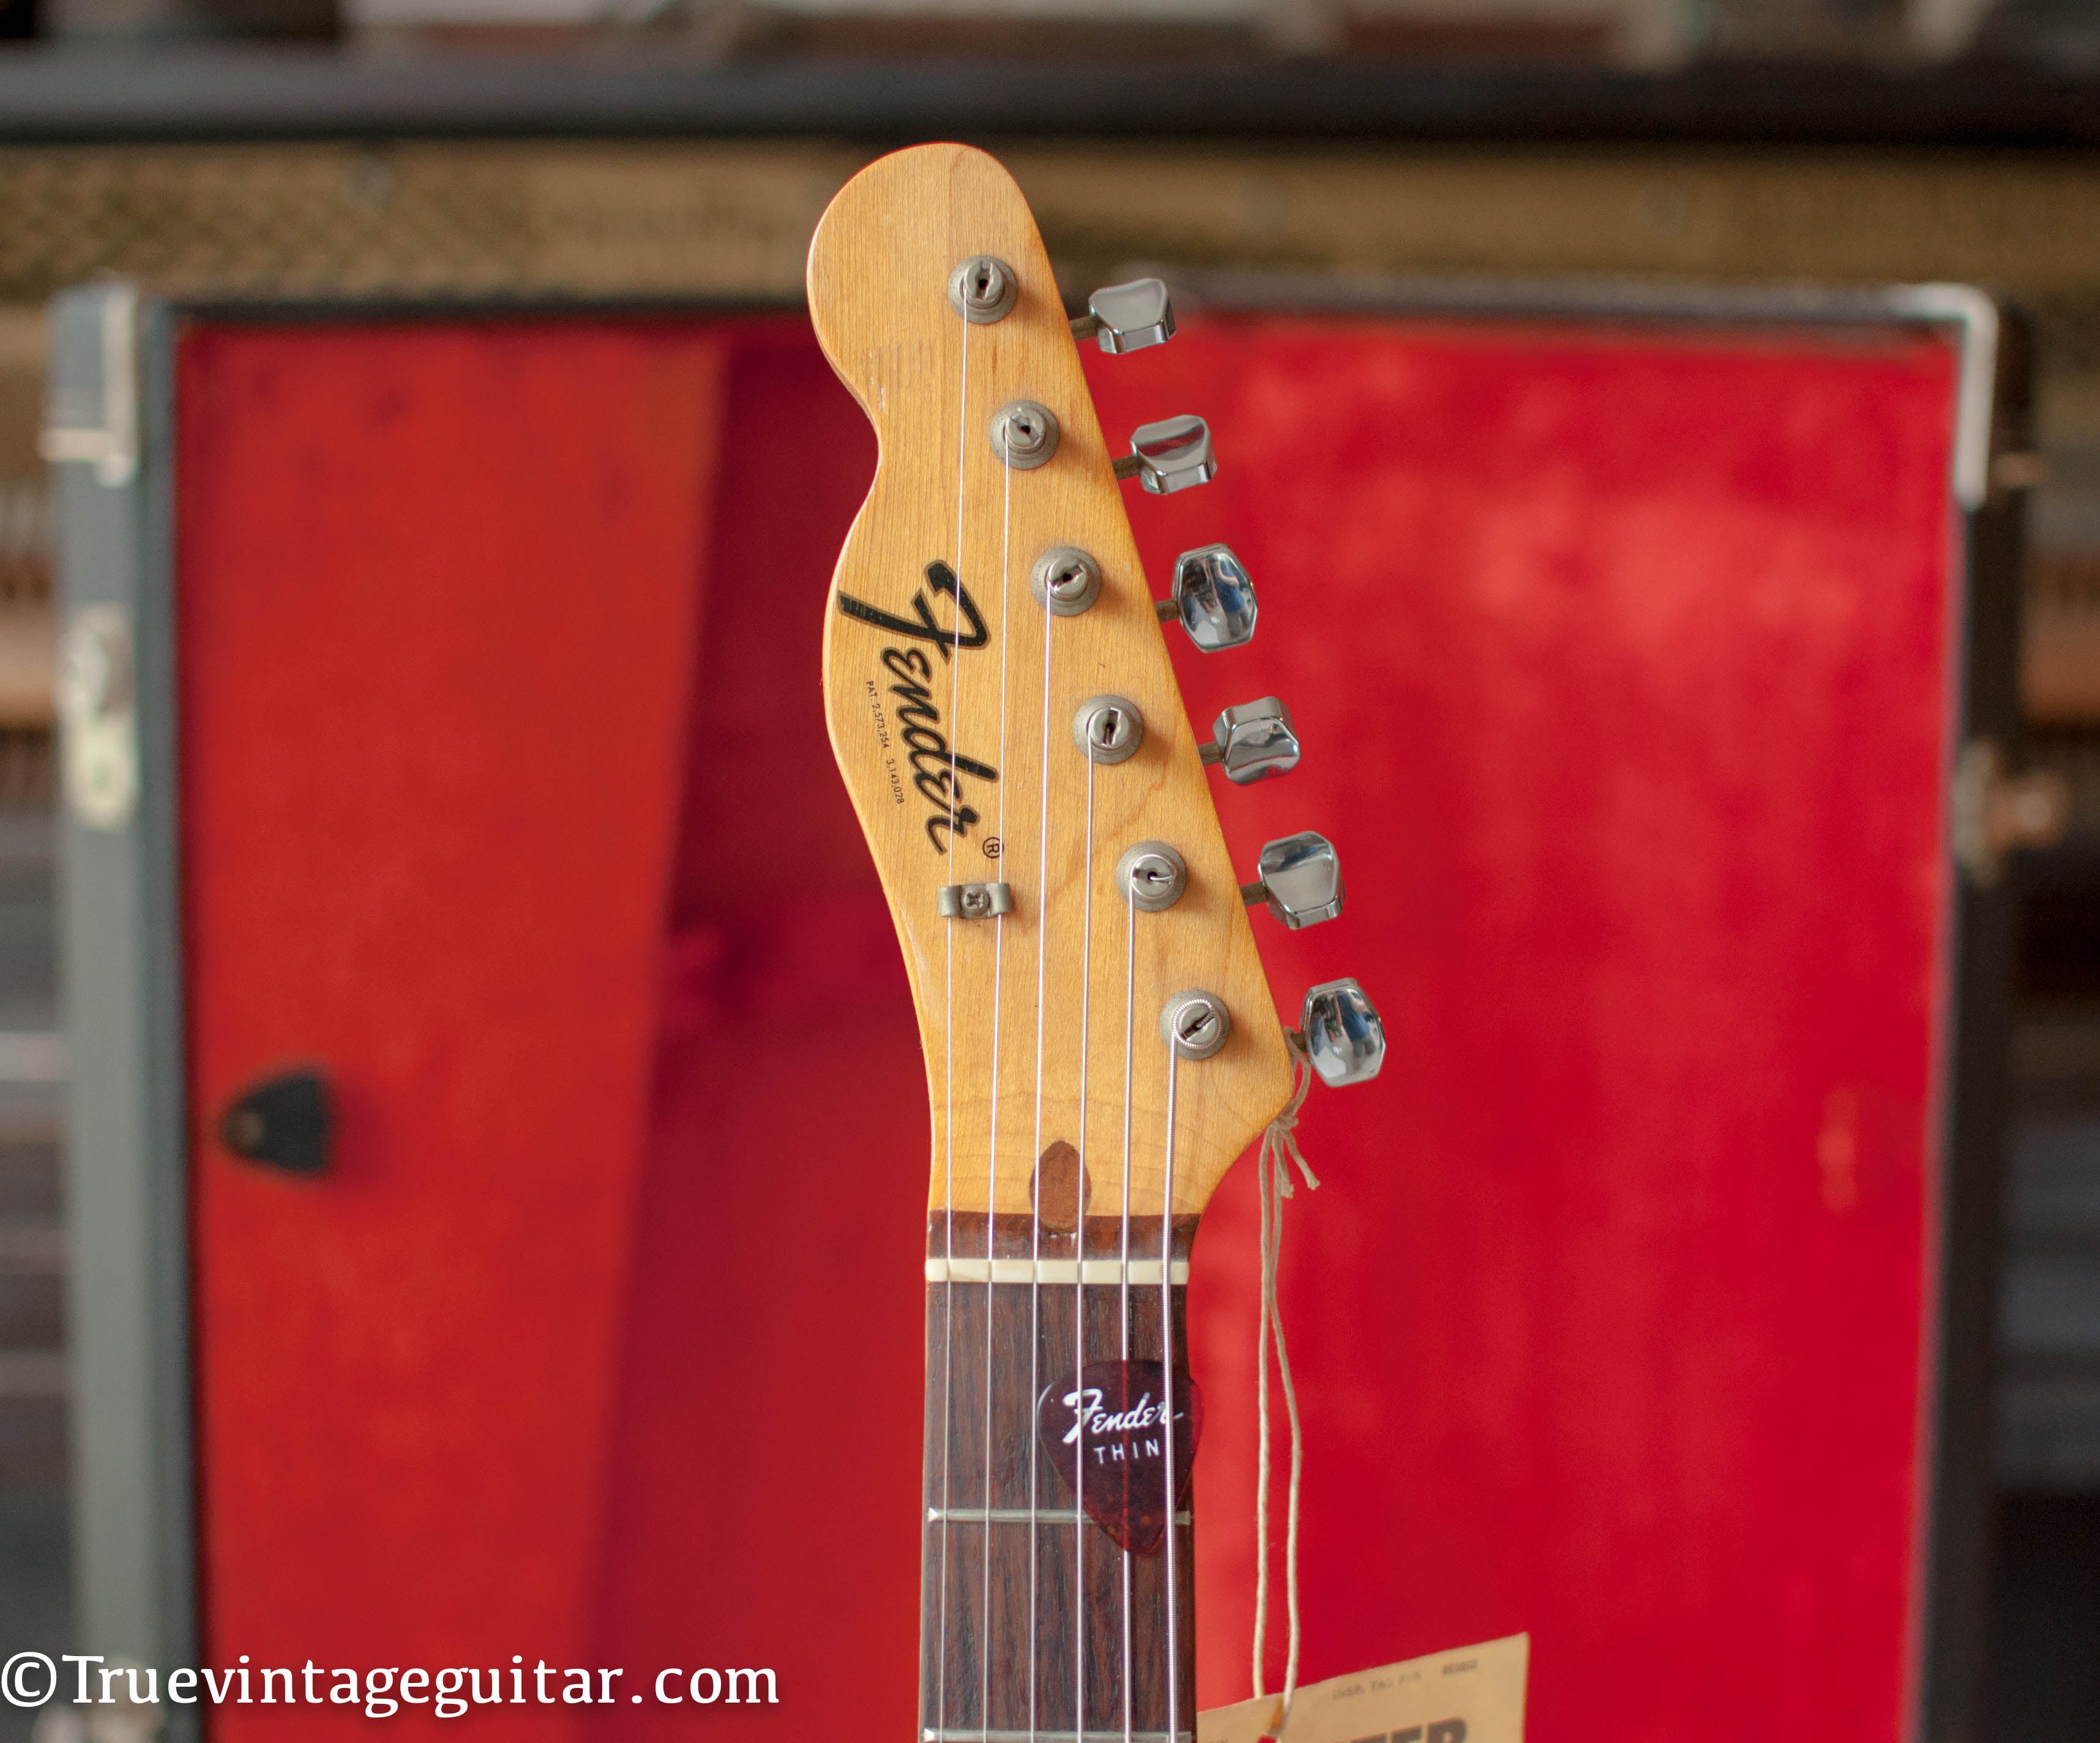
[835,562,998,855]
[836,561,987,660]
[1057,1387,1187,1463]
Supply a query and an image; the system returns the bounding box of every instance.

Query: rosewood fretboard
[921,1213,1198,1743]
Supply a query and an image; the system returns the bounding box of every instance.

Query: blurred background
[0,0,2096,1737]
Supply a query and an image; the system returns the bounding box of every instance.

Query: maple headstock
[807,143,1370,1229]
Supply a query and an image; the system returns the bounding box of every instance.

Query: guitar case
[50,281,2022,1742]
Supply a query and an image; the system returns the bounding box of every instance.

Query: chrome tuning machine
[1071,278,1175,354]
[1240,830,1343,929]
[1154,543,1257,651]
[1113,415,1215,495]
[1199,697,1299,785]
[1294,978,1386,1088]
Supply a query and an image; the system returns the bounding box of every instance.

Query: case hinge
[1952,737,2068,888]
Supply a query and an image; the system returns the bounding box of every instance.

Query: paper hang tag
[1198,1634,1528,1743]
[1036,1359,1203,1555]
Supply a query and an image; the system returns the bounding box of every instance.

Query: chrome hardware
[55,605,139,831]
[1074,695,1143,766]
[1296,978,1386,1088]
[990,401,1059,469]
[41,283,138,488]
[1199,698,1299,785]
[1953,737,2069,888]
[1160,989,1230,1061]
[1240,830,1343,929]
[56,607,132,720]
[1030,546,1102,616]
[1116,842,1187,912]
[1112,416,1215,495]
[936,881,1014,919]
[1069,278,1175,354]
[949,255,1018,324]
[1162,543,1257,651]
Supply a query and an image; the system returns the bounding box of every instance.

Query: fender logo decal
[835,562,998,856]
[836,561,987,659]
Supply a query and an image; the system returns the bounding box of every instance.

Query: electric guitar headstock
[807,141,1383,1742]
[810,143,1383,1230]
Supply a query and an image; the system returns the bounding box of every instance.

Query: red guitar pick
[1036,1360,1203,1555]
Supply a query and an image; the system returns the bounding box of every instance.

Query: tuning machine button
[1240,830,1343,929]
[1199,698,1299,785]
[1296,978,1386,1087]
[1071,278,1175,354]
[1153,543,1257,651]
[1113,415,1215,495]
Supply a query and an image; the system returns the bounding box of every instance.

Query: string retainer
[935,881,1013,920]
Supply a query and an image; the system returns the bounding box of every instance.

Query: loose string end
[1251,1033,1321,1737]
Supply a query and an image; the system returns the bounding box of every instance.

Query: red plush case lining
[173,310,1960,1742]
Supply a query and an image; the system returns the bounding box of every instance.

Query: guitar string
[1072,750,1096,1743]
[1160,1043,1182,1743]
[980,380,1014,1743]
[1253,1110,1276,1713]
[1118,886,1137,1743]
[936,303,971,1743]
[1025,420,1055,1743]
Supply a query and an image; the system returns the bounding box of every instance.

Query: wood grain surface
[807,142,1295,1223]
[922,1269,1197,1741]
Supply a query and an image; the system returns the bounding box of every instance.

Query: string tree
[1241,830,1343,929]
[1198,697,1299,785]
[1113,414,1215,495]
[1069,277,1175,354]
[935,881,1014,920]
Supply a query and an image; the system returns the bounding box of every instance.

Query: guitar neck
[805,138,1382,1743]
[921,1214,1198,1743]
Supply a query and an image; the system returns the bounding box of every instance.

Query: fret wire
[922,1730,1191,1742]
[925,1508,1192,1526]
